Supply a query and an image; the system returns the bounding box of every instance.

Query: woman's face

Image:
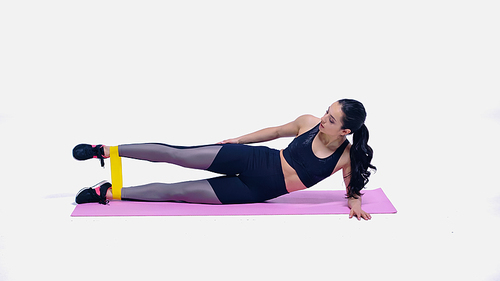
[319,102,351,137]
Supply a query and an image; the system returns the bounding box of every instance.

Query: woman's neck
[317,132,346,150]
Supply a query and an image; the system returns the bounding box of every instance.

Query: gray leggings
[117,143,288,204]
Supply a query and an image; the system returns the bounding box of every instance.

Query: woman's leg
[114,143,223,170]
[119,179,222,204]
[95,144,287,205]
[99,144,265,204]
[74,144,263,204]
[117,176,259,204]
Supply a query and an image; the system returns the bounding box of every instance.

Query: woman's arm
[343,164,372,221]
[219,115,315,144]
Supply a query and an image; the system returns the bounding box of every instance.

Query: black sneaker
[73,144,107,167]
[75,181,112,205]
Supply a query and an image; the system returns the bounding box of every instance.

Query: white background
[1,1,500,280]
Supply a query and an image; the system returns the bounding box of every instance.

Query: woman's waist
[280,150,307,192]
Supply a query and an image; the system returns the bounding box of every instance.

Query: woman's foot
[73,144,109,167]
[75,181,112,205]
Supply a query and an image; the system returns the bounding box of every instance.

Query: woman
[73,99,376,220]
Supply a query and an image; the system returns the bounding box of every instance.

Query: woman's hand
[347,196,371,221]
[217,138,240,144]
[349,207,372,221]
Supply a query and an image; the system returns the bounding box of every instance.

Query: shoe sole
[76,180,109,198]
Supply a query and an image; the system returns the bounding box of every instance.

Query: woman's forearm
[237,127,280,144]
[220,116,303,145]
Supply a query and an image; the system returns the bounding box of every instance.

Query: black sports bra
[282,123,349,188]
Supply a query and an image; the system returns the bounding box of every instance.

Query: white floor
[1,1,500,280]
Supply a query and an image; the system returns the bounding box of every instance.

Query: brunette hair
[338,99,377,198]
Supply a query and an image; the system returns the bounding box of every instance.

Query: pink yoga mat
[71,188,396,217]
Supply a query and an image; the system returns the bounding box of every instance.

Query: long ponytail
[337,99,377,198]
[348,124,376,198]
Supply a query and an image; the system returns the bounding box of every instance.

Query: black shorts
[206,144,288,204]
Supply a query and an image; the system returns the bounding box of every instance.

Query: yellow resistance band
[110,146,123,200]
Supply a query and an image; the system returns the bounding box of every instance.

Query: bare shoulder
[295,114,321,135]
[277,114,320,138]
